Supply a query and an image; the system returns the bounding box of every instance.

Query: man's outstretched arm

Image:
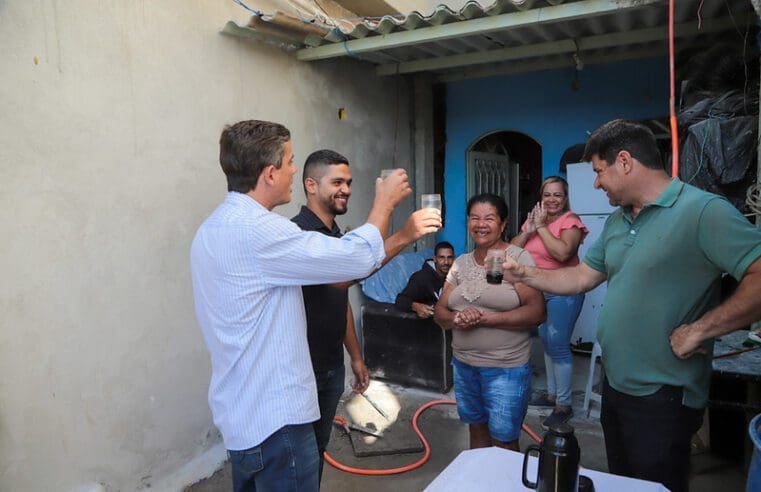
[502,256,606,295]
[331,209,441,289]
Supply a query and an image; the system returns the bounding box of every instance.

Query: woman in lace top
[511,176,588,429]
[434,193,546,451]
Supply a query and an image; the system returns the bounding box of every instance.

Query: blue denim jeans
[452,358,531,442]
[313,365,345,483]
[538,293,584,407]
[229,423,319,492]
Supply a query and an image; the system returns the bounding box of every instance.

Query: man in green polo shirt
[502,119,761,492]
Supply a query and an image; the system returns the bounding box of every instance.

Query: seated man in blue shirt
[395,241,455,318]
[190,120,441,492]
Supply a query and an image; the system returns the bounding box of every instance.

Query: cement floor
[187,342,748,492]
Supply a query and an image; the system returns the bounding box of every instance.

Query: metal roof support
[376,16,739,76]
[435,46,667,83]
[296,0,662,62]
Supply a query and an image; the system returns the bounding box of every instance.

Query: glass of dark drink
[485,248,505,284]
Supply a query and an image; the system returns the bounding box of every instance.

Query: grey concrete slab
[186,341,748,491]
[340,383,426,457]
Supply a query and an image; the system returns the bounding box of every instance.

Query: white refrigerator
[566,163,617,346]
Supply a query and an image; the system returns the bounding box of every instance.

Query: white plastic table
[425,447,670,491]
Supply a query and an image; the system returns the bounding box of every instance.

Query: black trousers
[600,379,704,492]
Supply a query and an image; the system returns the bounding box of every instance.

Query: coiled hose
[324,399,542,476]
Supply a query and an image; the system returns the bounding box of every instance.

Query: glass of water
[421,194,442,212]
[380,169,395,180]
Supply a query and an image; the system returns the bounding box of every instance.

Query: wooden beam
[296,0,663,61]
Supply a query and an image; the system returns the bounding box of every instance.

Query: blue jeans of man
[229,423,319,492]
[313,365,345,483]
[538,293,584,407]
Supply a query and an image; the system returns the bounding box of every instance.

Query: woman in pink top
[511,176,588,429]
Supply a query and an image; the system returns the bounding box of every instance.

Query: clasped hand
[453,308,483,330]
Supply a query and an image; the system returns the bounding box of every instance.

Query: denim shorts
[452,358,531,442]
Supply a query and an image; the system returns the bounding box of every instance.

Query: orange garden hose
[668,0,680,177]
[324,399,543,475]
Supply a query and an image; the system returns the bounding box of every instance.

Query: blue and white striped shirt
[190,192,385,450]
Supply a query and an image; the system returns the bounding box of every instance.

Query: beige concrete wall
[0,1,412,490]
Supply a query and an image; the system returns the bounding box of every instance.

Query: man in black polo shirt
[292,149,440,483]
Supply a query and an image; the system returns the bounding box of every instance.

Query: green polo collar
[623,178,684,221]
[651,178,684,208]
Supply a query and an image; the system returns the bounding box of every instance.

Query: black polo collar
[292,206,341,237]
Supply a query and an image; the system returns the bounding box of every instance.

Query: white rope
[747,183,761,218]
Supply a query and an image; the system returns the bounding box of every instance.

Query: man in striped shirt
[190,120,440,492]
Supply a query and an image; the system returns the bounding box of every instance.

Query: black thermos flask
[521,422,581,492]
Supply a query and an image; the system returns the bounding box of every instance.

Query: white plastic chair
[583,341,603,417]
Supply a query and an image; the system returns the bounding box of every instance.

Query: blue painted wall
[440,57,668,254]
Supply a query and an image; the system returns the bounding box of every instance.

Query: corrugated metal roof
[321,0,567,42]
[223,0,756,80]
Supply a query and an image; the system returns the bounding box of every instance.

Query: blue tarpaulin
[360,249,433,303]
